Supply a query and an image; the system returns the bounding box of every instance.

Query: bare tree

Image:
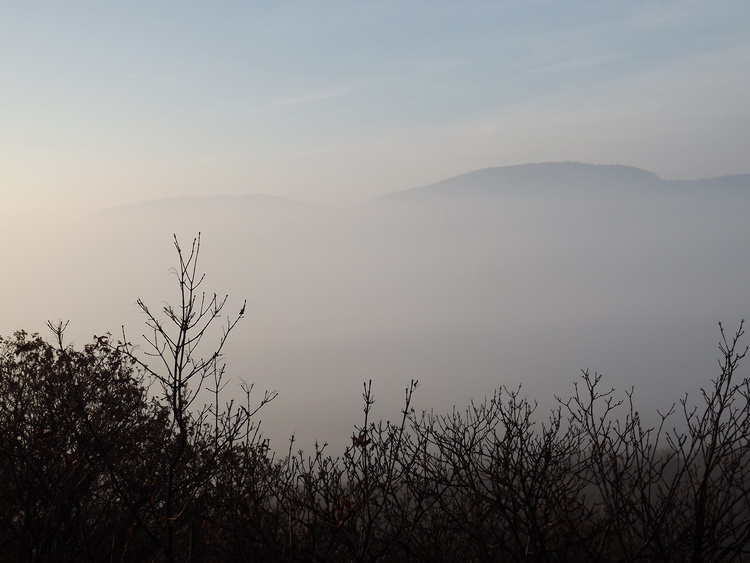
[118,233,276,561]
[4,233,750,562]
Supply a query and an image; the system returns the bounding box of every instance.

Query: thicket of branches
[2,235,749,562]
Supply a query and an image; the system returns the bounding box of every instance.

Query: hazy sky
[2,2,750,451]
[2,0,750,214]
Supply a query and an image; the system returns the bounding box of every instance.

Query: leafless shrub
[2,235,749,562]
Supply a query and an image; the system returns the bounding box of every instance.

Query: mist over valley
[4,162,750,452]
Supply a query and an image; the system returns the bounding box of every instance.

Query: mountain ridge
[375,162,750,203]
[99,162,750,214]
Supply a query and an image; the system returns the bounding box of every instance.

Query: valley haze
[3,162,749,452]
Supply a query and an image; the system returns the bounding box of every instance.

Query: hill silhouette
[98,163,750,214]
[375,161,749,203]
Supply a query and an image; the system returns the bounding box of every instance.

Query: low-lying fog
[4,163,749,453]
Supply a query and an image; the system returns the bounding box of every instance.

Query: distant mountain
[374,162,750,203]
[101,194,310,217]
[679,174,750,191]
[98,164,750,218]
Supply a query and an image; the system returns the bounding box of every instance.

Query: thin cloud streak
[251,87,354,113]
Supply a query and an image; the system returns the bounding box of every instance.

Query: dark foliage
[0,326,170,561]
[2,235,749,561]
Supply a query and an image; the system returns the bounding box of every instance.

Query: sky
[2,0,750,217]
[2,1,750,451]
